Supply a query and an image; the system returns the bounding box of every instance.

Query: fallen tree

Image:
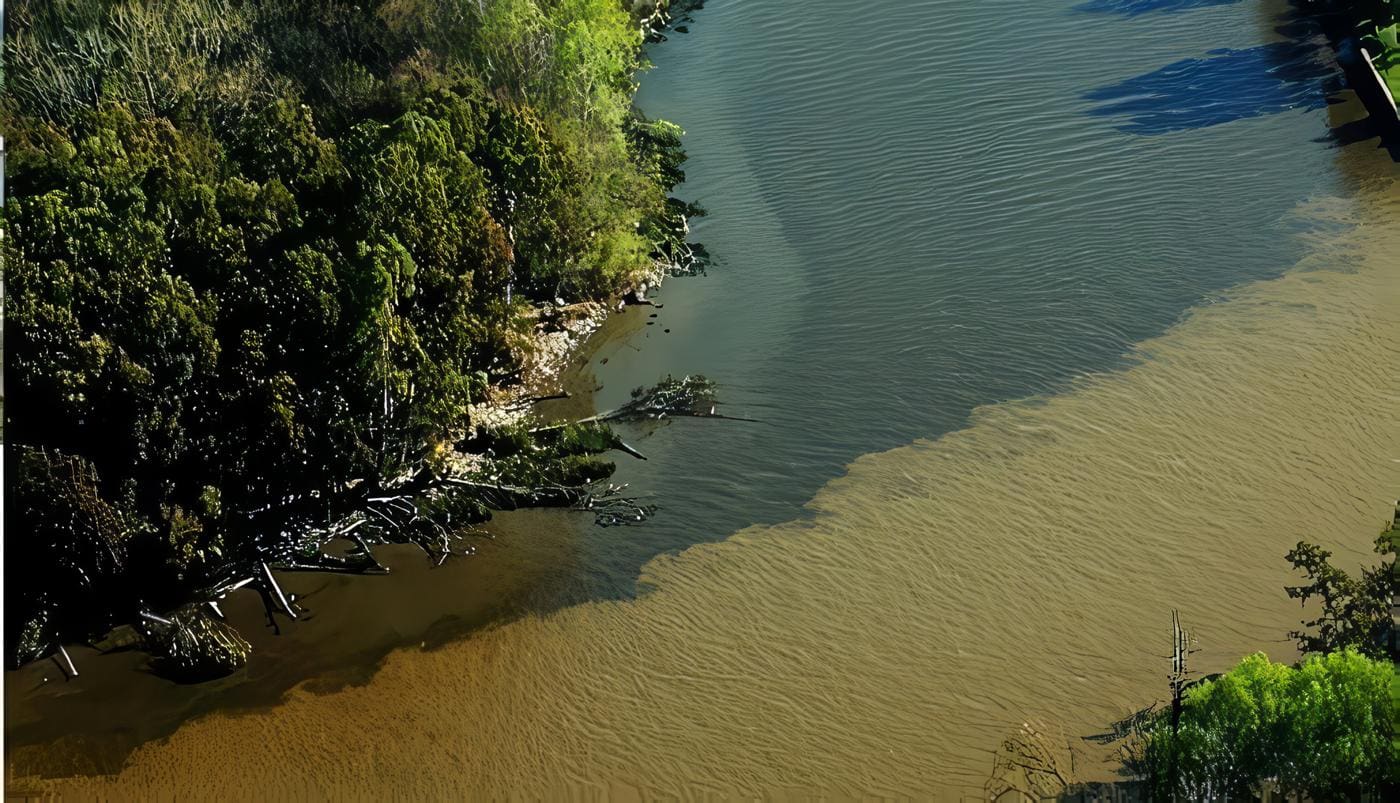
[11,377,740,680]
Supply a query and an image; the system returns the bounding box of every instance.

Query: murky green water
[530,0,1393,611]
[9,0,1400,797]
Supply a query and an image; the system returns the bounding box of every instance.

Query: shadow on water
[1076,0,1243,16]
[1084,2,1400,151]
[1084,41,1340,134]
[1324,113,1400,161]
[1084,2,1344,134]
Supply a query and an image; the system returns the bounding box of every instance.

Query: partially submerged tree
[1286,504,1398,660]
[984,722,1076,801]
[1102,508,1400,795]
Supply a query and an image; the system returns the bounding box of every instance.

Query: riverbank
[469,258,670,431]
[6,0,711,775]
[4,293,685,780]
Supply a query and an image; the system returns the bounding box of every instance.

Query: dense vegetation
[1140,649,1395,798]
[2,0,696,667]
[1131,510,1399,797]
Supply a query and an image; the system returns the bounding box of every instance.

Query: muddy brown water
[8,0,1400,798]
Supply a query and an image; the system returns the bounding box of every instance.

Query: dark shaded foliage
[1285,505,1398,660]
[3,0,695,666]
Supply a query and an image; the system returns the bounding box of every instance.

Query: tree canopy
[1139,650,1396,799]
[2,0,693,666]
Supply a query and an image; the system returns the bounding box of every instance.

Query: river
[8,0,1400,797]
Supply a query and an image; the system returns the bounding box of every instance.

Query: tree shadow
[1083,9,1341,135]
[1075,0,1243,16]
[1324,115,1400,159]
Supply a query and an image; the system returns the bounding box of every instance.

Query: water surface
[9,0,1400,797]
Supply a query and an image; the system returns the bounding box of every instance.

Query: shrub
[1140,650,1397,798]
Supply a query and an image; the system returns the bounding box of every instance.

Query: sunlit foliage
[1138,650,1396,798]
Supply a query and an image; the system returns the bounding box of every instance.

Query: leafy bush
[1139,650,1397,799]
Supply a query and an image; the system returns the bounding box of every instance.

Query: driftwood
[55,644,79,679]
[576,483,658,527]
[534,375,757,433]
[277,551,390,574]
[594,374,720,422]
[244,565,298,637]
[442,476,586,508]
[244,377,745,577]
[985,722,1075,801]
[56,376,740,681]
[260,562,297,620]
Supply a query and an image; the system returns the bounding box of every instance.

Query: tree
[1140,650,1396,799]
[1286,505,1398,660]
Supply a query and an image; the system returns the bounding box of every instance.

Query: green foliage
[1286,508,1398,660]
[553,421,623,454]
[1381,23,1400,49]
[1140,650,1397,799]
[465,421,620,489]
[3,0,694,663]
[1346,1,1400,91]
